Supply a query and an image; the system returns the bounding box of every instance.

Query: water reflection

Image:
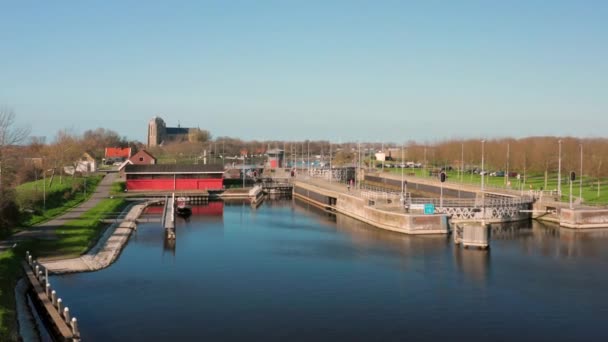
[453,247,490,285]
[47,198,608,342]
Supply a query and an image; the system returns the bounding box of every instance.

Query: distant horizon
[2,1,606,142]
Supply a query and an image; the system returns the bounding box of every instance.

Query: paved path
[0,173,118,253]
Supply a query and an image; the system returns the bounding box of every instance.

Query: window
[139,157,144,162]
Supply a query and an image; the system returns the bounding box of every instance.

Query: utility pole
[580,143,583,201]
[558,139,562,196]
[329,142,332,183]
[357,142,361,189]
[461,142,464,183]
[506,142,510,186]
[401,143,404,198]
[424,146,427,177]
[481,140,485,192]
[381,143,384,172]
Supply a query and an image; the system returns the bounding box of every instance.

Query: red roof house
[129,150,157,165]
[105,147,132,160]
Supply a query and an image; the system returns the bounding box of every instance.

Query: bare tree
[0,107,30,230]
[0,108,30,190]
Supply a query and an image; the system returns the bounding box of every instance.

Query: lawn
[0,250,20,341]
[16,175,103,226]
[382,167,608,204]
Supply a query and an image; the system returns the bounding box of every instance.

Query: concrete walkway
[0,173,118,253]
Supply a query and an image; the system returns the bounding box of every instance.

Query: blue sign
[424,203,435,215]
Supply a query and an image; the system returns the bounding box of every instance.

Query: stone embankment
[41,202,148,274]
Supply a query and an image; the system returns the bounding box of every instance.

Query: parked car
[479,170,489,176]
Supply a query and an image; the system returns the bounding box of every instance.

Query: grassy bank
[0,197,127,340]
[0,250,20,341]
[16,175,103,227]
[382,168,608,204]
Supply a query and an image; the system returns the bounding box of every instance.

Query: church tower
[147,116,167,147]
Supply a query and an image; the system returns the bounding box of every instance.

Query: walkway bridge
[361,174,533,223]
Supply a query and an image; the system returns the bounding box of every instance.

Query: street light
[401,143,404,198]
[481,140,485,192]
[558,139,562,196]
[580,143,583,201]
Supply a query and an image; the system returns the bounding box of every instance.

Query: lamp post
[558,139,562,196]
[580,143,583,201]
[506,142,510,186]
[481,140,485,192]
[401,143,404,198]
[329,142,332,183]
[461,142,464,183]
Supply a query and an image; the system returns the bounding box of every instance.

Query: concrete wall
[294,181,448,235]
[560,208,608,229]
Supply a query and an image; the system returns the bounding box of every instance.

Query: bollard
[71,317,79,337]
[26,251,30,261]
[35,265,40,278]
[45,268,49,283]
[51,291,57,306]
[57,298,63,313]
[64,307,71,322]
[46,283,51,298]
[28,255,33,266]
[38,271,44,285]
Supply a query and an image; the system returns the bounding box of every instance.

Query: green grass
[110,181,126,195]
[25,198,128,258]
[382,167,608,204]
[16,175,103,227]
[0,197,127,340]
[0,250,21,341]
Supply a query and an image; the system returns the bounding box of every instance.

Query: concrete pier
[293,178,449,235]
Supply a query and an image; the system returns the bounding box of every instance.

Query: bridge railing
[409,196,533,208]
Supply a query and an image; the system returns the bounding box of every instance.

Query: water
[49,199,608,341]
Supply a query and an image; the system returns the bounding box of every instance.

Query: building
[105,147,132,162]
[266,149,285,168]
[118,150,157,177]
[147,116,205,147]
[129,150,157,165]
[76,152,96,173]
[124,164,224,191]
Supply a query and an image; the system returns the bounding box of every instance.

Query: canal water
[50,199,608,341]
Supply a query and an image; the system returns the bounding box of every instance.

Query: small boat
[175,197,192,217]
[176,206,192,217]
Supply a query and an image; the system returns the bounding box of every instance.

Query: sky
[1,1,607,143]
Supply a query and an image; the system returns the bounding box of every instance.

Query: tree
[0,107,30,230]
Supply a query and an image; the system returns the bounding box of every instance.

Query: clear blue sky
[1,1,606,143]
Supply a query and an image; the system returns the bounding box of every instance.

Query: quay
[365,171,608,229]
[293,177,449,235]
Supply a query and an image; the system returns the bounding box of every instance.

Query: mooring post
[35,265,40,278]
[51,291,57,306]
[57,298,63,313]
[64,307,71,322]
[46,283,51,298]
[28,254,33,266]
[71,317,80,337]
